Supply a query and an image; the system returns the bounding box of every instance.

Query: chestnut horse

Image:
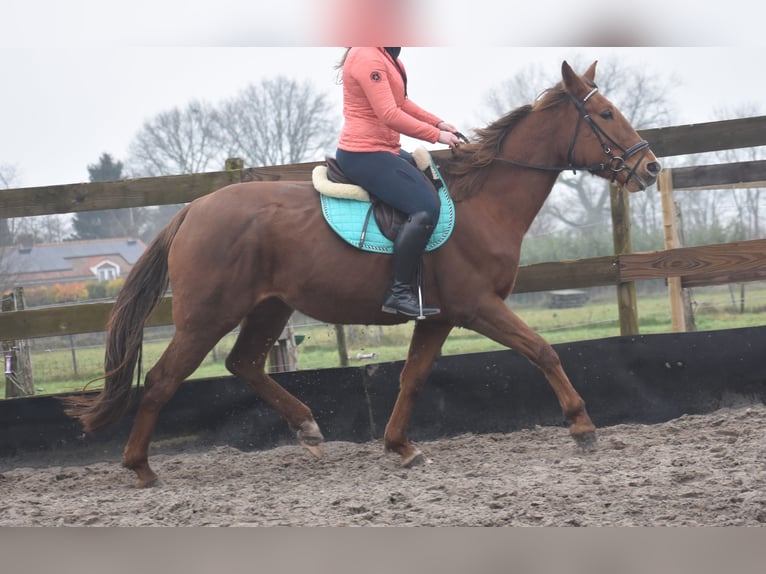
[67,61,661,487]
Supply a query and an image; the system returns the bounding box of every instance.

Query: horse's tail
[65,206,190,433]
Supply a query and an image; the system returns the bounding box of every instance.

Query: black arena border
[1,326,765,464]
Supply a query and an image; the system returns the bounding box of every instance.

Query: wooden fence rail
[0,164,320,218]
[3,238,766,341]
[3,116,766,219]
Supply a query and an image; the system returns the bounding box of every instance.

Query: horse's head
[560,60,662,192]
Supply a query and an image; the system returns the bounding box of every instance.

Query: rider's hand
[437,121,459,133]
[438,130,461,149]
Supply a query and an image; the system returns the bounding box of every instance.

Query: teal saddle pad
[320,186,455,254]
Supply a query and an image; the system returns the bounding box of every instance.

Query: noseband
[493,87,652,189]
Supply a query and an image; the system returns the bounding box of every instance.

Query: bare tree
[125,100,225,241]
[484,63,552,121]
[0,163,17,188]
[669,103,765,247]
[712,103,764,241]
[1,164,18,247]
[126,99,224,177]
[2,161,71,247]
[216,76,339,167]
[728,175,763,240]
[11,215,70,243]
[123,77,338,241]
[1,164,20,292]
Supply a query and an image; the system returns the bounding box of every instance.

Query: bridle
[490,86,652,189]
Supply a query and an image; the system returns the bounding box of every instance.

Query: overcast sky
[2,2,764,189]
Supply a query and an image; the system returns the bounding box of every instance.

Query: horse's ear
[561,61,587,96]
[584,61,597,82]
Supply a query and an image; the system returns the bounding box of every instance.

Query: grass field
[8,283,766,398]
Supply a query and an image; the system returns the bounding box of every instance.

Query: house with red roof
[1,237,147,289]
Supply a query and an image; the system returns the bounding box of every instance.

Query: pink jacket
[338,47,443,153]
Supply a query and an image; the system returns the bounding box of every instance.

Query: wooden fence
[2,116,766,350]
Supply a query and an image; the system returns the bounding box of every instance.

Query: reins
[491,87,651,187]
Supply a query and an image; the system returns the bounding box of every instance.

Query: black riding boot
[381,211,440,318]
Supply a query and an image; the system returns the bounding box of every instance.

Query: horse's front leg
[384,320,453,466]
[465,295,597,449]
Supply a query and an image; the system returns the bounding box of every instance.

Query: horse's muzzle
[623,154,662,192]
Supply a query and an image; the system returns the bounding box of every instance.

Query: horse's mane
[441,83,569,201]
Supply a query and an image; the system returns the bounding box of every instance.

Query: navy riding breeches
[335,148,440,225]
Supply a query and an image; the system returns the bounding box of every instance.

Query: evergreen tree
[70,153,139,240]
[88,152,124,181]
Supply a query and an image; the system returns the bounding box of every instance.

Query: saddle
[322,150,442,242]
[312,148,454,253]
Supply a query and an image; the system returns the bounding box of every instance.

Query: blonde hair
[335,48,351,70]
[334,48,351,84]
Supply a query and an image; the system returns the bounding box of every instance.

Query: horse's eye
[600,109,614,120]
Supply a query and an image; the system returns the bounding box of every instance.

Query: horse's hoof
[572,430,598,452]
[134,473,160,489]
[300,440,324,459]
[124,460,159,488]
[401,449,427,468]
[296,420,324,459]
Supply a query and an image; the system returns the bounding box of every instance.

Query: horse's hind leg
[225,298,324,458]
[122,325,234,488]
[384,320,453,467]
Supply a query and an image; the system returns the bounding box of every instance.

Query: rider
[335,47,462,318]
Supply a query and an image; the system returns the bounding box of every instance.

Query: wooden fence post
[225,157,244,172]
[267,322,298,373]
[609,183,639,335]
[2,287,34,398]
[334,324,349,367]
[658,169,695,332]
